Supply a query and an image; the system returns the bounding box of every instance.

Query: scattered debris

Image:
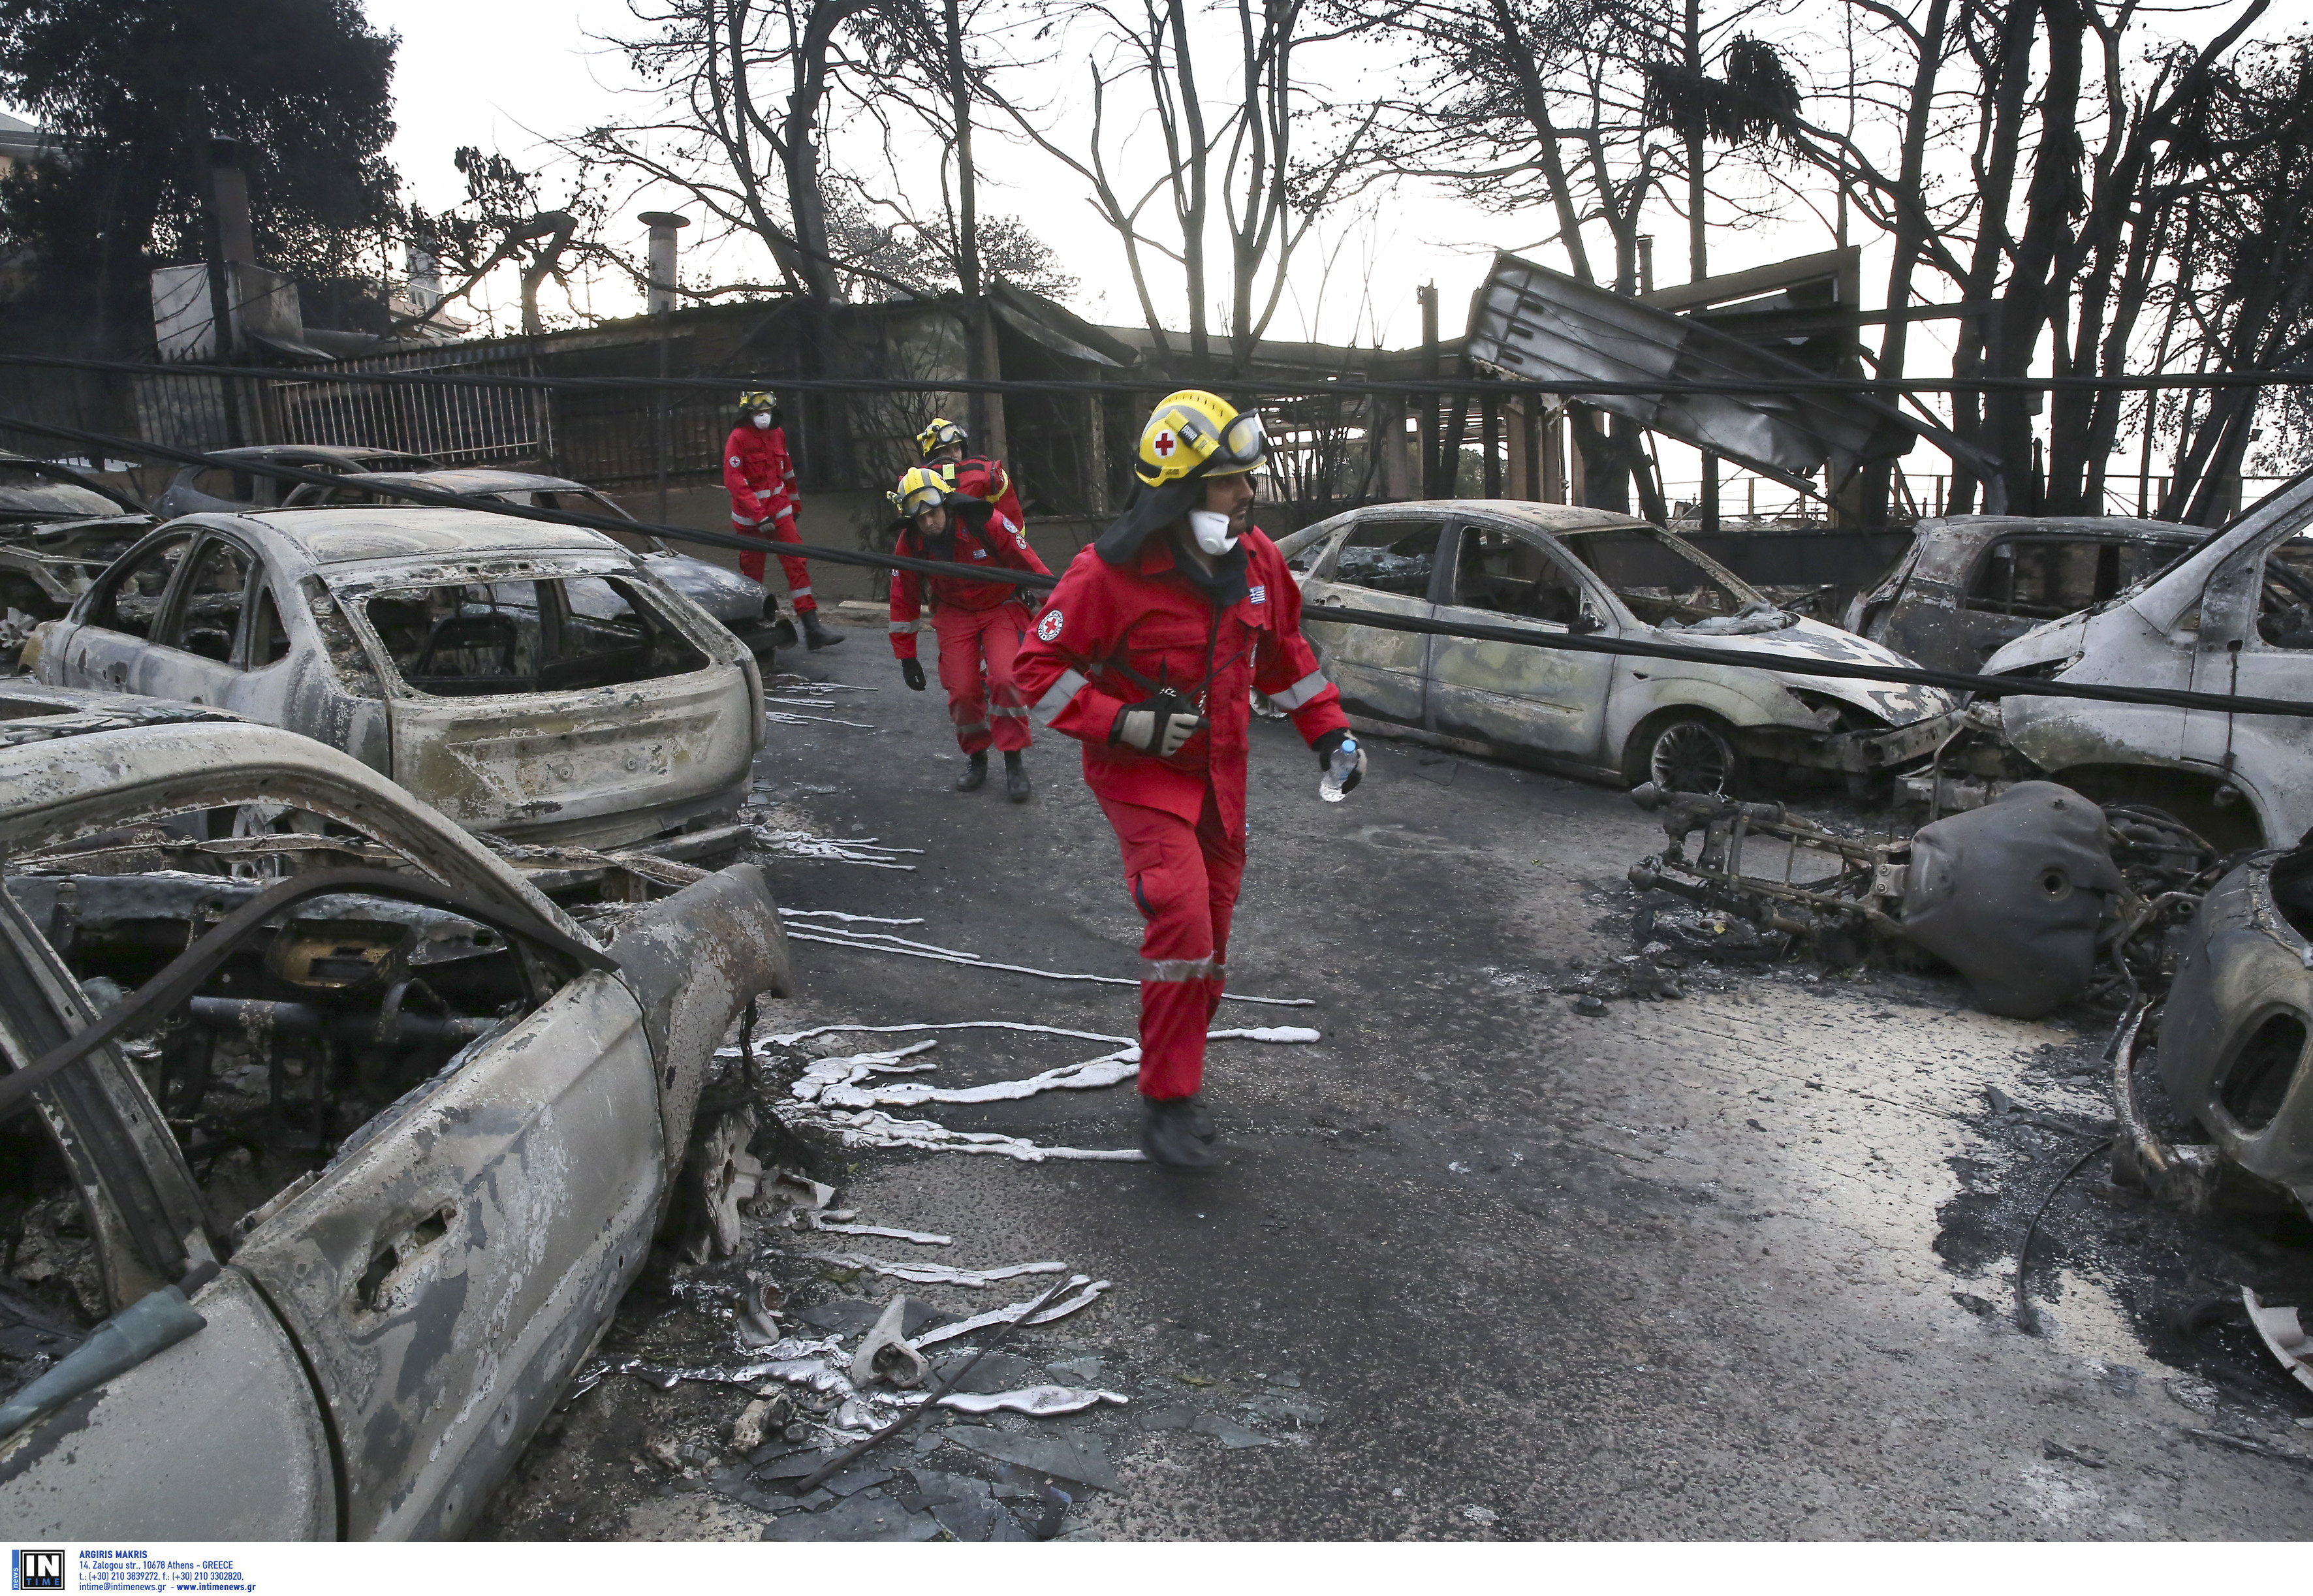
[806,1254,1069,1289]
[937,1386,1130,1417]
[1628,780,2218,1015]
[2243,1289,2313,1396]
[943,1426,1120,1489]
[2041,1439,2108,1467]
[851,1297,930,1390]
[781,920,1314,1007]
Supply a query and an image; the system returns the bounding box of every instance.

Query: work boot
[1177,1093,1216,1142]
[801,610,843,650]
[1003,750,1030,803]
[956,751,989,792]
[1140,1096,1224,1170]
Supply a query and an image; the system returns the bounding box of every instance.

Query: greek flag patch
[1250,584,1267,604]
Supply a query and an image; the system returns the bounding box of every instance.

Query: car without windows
[0,692,791,1537]
[25,505,766,849]
[149,444,441,520]
[1278,500,1958,794]
[0,452,154,669]
[1844,514,2201,674]
[1944,471,2313,850]
[285,467,777,658]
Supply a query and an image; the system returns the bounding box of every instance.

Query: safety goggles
[1176,407,1268,476]
[891,479,947,519]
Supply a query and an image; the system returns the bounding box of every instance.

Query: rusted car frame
[1844,514,2200,674]
[0,712,789,1537]
[27,507,765,849]
[1279,499,1957,793]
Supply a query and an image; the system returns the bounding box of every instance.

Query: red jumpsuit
[723,422,814,612]
[934,456,1027,533]
[1011,529,1347,1100]
[890,504,1051,755]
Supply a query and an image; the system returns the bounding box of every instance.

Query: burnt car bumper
[1740,706,1964,775]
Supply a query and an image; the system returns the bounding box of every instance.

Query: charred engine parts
[1629,779,2221,1018]
[1900,784,2126,1019]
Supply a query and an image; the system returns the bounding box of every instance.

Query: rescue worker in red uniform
[888,465,1050,800]
[1011,391,1366,1169]
[917,417,1027,533]
[725,390,841,650]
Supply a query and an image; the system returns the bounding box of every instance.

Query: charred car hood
[1658,617,1955,726]
[0,483,122,522]
[642,552,764,623]
[1979,610,2093,678]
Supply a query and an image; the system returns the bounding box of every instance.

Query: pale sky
[360,0,1859,350]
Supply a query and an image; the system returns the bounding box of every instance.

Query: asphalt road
[490,608,2313,1541]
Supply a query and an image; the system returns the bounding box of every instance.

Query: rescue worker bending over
[724,390,841,650]
[917,416,1028,534]
[1012,391,1365,1169]
[889,465,1050,801]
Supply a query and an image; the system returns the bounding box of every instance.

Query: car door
[126,533,259,707]
[1296,513,1445,725]
[1426,520,1617,763]
[2185,524,2313,844]
[227,934,664,1539]
[50,531,194,694]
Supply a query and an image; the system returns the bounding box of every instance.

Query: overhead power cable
[2,349,2310,399]
[8,409,2313,722]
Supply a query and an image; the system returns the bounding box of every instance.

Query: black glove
[901,657,926,691]
[1314,728,1364,794]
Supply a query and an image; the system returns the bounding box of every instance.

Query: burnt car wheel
[1637,713,1743,796]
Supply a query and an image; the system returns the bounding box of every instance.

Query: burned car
[0,452,154,669]
[150,444,441,520]
[1279,500,1957,793]
[0,704,790,1537]
[285,467,777,658]
[26,505,766,849]
[1957,471,2313,849]
[1844,514,2200,673]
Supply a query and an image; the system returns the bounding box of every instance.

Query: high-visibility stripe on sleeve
[1268,669,1331,711]
[1034,667,1089,725]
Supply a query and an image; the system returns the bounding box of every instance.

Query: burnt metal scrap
[2116,838,2313,1224]
[1628,779,2222,1018]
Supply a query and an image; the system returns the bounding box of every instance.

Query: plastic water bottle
[1319,736,1360,803]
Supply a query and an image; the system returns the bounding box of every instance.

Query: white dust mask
[1188,509,1238,557]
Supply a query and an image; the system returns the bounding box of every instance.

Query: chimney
[208,137,258,267]
[638,211,689,315]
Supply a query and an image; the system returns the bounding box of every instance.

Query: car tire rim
[1650,722,1733,794]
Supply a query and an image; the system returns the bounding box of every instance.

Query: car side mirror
[1571,611,1605,635]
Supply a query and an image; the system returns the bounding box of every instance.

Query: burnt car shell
[304,469,774,653]
[1282,499,1957,792]
[30,507,766,849]
[151,445,441,520]
[1845,514,2199,673]
[2154,843,2313,1215]
[0,712,789,1537]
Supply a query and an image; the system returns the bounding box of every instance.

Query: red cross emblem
[1152,430,1176,458]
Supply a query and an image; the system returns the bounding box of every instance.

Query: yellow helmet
[889,465,950,521]
[739,389,777,414]
[917,417,968,460]
[1133,390,1267,486]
